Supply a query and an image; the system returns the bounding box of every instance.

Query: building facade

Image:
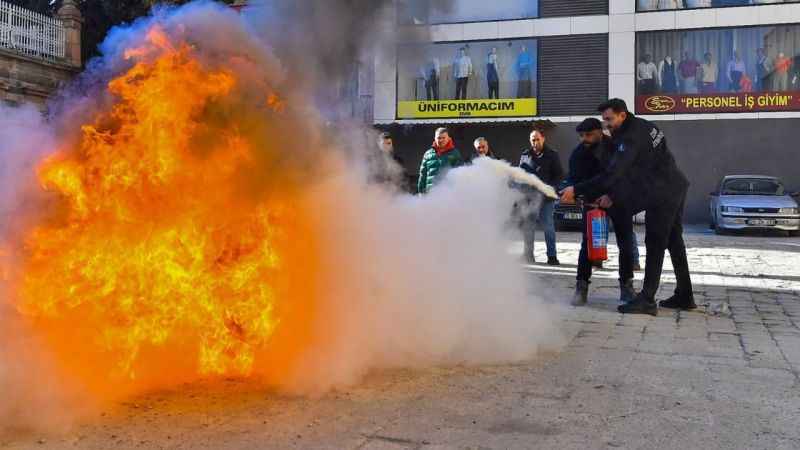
[375,0,800,222]
[0,0,82,108]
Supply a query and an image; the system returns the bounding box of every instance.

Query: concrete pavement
[3,227,800,450]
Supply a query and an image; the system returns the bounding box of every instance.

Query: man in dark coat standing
[519,129,564,265]
[563,118,637,307]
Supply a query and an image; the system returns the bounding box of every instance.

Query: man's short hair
[473,137,487,147]
[576,118,602,133]
[435,127,449,136]
[379,131,392,140]
[597,98,629,114]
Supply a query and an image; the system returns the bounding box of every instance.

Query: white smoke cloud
[278,157,564,393]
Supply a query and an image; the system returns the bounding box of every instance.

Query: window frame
[395,0,540,26]
[635,0,800,14]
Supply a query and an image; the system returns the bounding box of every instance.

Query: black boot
[547,256,560,266]
[619,279,635,304]
[618,293,658,316]
[659,293,697,310]
[571,280,589,306]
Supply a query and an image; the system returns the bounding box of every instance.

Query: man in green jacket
[417,127,464,194]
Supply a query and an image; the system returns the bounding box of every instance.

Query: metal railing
[0,1,65,62]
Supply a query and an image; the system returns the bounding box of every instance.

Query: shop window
[396,39,538,119]
[636,25,800,114]
[397,0,538,25]
[637,1,800,12]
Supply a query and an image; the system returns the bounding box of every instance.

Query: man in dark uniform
[560,99,695,316]
[563,118,636,307]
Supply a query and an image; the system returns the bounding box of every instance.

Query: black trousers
[488,81,499,99]
[640,189,694,301]
[577,205,635,284]
[640,79,656,95]
[730,70,743,92]
[517,79,532,98]
[425,77,439,100]
[455,77,469,100]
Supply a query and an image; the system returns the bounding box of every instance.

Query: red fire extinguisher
[585,205,609,262]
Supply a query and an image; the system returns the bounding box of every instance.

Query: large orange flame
[11,27,321,397]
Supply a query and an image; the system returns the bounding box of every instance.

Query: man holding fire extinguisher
[560,99,695,316]
[563,118,636,307]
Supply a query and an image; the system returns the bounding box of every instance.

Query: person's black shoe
[547,256,560,266]
[571,280,589,306]
[659,294,697,310]
[521,252,535,265]
[619,279,636,304]
[618,293,658,316]
[633,262,642,271]
[591,260,603,269]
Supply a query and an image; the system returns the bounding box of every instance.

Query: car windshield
[721,178,785,196]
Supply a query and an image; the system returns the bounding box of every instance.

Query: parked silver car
[709,175,800,235]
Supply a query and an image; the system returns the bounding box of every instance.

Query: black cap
[576,118,602,133]
[379,131,392,140]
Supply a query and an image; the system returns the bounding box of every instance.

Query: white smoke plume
[0,0,564,431]
[0,107,86,433]
[283,156,563,393]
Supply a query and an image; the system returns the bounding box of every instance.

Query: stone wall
[0,48,78,108]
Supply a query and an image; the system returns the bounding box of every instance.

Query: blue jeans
[524,199,557,258]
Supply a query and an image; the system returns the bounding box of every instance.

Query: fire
[10,26,320,395]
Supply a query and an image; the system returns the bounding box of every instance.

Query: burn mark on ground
[487,419,561,436]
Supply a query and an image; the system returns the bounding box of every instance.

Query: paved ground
[3,226,800,449]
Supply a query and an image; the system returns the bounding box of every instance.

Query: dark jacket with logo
[575,114,689,212]
[567,137,613,202]
[518,145,564,192]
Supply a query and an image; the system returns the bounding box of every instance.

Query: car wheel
[714,222,726,235]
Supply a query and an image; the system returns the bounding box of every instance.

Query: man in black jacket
[561,99,695,316]
[564,118,636,307]
[519,129,564,265]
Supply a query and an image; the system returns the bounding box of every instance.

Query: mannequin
[420,57,440,100]
[487,47,500,99]
[516,45,533,98]
[726,51,745,92]
[453,47,473,100]
[774,52,791,91]
[659,55,678,93]
[678,51,700,94]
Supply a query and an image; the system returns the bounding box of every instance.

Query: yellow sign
[397,98,537,119]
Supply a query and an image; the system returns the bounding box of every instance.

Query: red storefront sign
[635,91,800,114]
